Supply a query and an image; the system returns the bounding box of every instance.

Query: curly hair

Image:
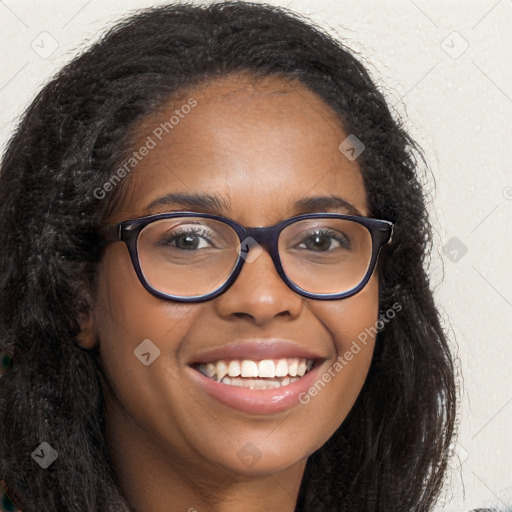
[0,2,456,511]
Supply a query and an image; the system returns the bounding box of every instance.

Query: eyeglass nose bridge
[237,224,283,269]
[226,223,295,296]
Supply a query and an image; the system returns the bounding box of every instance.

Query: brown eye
[297,228,351,252]
[157,226,216,251]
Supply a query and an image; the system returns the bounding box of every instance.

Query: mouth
[191,357,316,390]
[187,357,325,415]
[185,339,326,414]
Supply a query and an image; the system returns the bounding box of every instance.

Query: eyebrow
[144,193,228,213]
[143,193,362,216]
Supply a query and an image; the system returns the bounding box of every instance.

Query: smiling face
[82,73,380,504]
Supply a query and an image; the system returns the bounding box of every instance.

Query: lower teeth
[218,376,300,389]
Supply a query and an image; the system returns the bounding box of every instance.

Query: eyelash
[157,226,218,249]
[157,226,350,251]
[296,228,351,251]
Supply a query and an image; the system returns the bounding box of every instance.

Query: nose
[213,244,304,325]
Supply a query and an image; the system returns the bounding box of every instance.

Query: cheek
[95,244,195,333]
[320,271,380,348]
[92,245,198,396]
[307,273,379,420]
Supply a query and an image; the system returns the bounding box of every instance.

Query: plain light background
[1,1,511,510]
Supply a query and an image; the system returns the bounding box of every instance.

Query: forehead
[110,74,368,223]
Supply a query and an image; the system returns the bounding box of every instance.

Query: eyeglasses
[98,212,393,303]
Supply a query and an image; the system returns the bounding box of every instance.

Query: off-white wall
[1,1,510,510]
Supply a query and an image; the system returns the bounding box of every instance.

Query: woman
[0,2,456,511]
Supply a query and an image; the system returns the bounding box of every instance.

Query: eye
[157,226,216,251]
[297,228,351,252]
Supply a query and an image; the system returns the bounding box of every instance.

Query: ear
[74,310,99,350]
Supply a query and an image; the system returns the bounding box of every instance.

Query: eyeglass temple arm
[387,223,394,244]
[98,223,122,242]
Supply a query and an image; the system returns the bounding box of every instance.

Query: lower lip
[186,362,323,415]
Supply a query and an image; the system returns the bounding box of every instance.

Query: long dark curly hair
[0,2,456,511]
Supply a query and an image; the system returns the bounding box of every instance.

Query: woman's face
[86,74,380,482]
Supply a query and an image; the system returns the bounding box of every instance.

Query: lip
[186,358,326,415]
[187,339,325,365]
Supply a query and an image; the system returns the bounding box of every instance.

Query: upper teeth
[198,358,314,381]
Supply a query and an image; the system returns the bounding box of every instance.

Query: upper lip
[187,339,327,365]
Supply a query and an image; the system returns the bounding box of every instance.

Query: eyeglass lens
[137,216,372,298]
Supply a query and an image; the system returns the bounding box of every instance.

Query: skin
[78,73,380,512]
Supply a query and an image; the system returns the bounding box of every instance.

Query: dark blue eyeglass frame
[99,211,394,303]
